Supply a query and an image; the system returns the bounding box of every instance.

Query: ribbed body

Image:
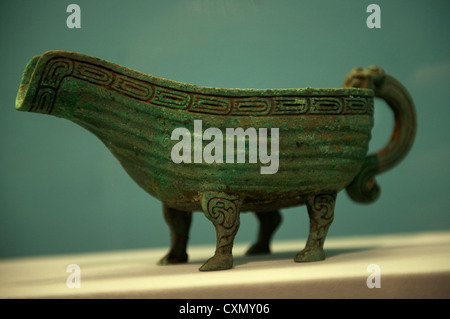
[16,51,374,212]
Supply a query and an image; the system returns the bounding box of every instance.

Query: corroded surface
[16,51,416,271]
[343,66,417,203]
[16,51,374,211]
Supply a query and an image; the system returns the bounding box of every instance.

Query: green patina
[16,51,416,271]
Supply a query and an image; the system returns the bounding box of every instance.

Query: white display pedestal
[1,231,449,299]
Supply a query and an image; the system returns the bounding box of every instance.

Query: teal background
[0,0,449,258]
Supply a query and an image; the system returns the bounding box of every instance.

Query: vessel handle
[343,66,417,203]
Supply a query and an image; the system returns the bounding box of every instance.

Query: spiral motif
[310,194,336,223]
[202,193,241,252]
[41,58,73,88]
[207,197,239,230]
[305,193,336,250]
[34,54,373,118]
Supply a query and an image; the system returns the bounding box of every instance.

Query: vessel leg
[246,210,282,255]
[295,193,337,262]
[158,203,192,265]
[199,192,242,271]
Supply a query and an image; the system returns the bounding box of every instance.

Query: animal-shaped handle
[343,66,417,203]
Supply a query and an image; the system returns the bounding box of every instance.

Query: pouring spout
[15,55,41,112]
[15,51,81,116]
